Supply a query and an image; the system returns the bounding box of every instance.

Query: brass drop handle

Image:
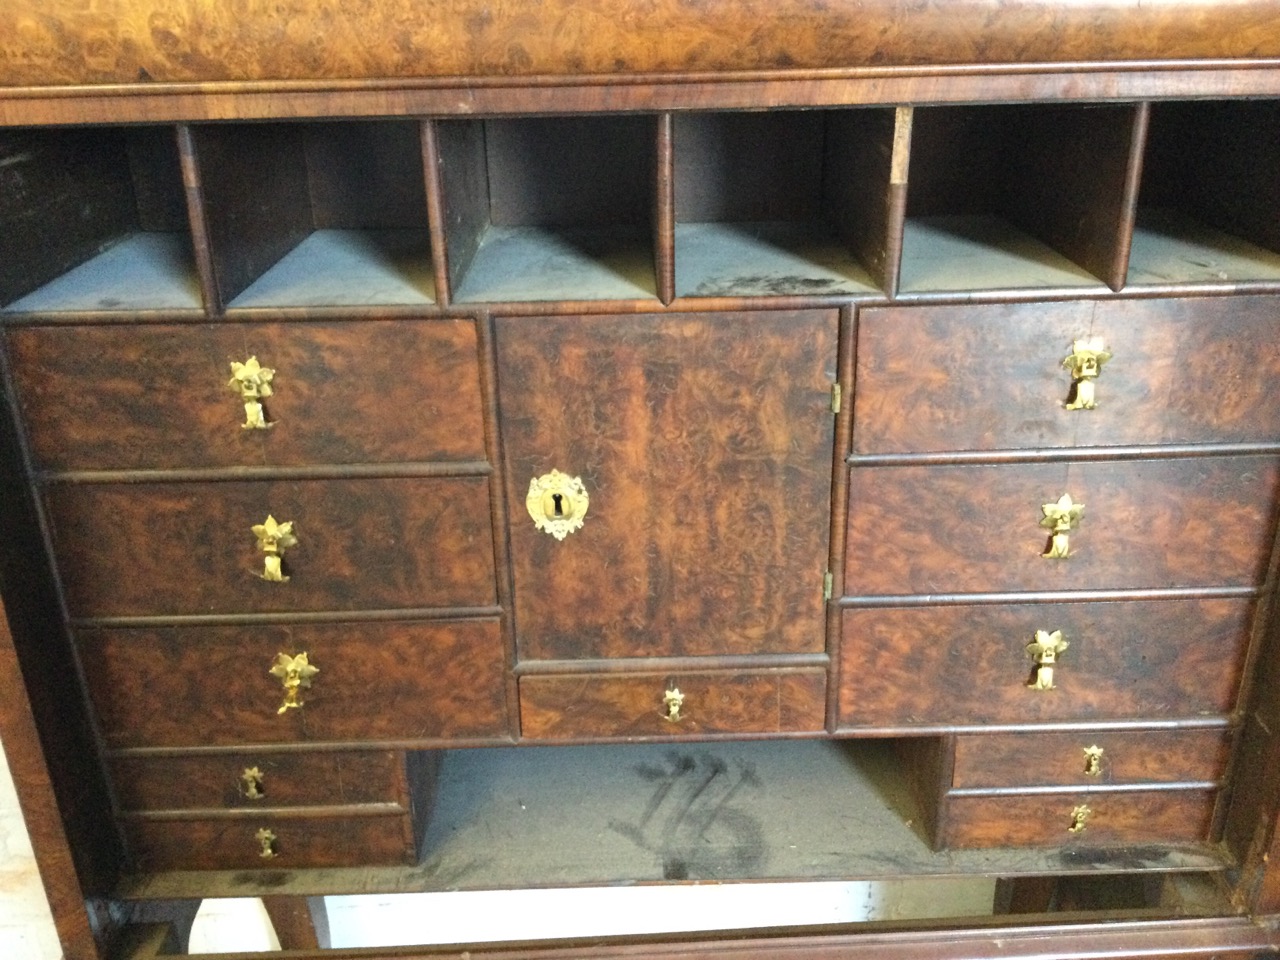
[241,766,265,800]
[1068,804,1092,834]
[1083,745,1104,777]
[253,515,297,582]
[1040,494,1083,559]
[256,827,278,859]
[663,687,685,723]
[527,469,589,540]
[270,652,318,714]
[1026,629,1068,691]
[228,356,277,430]
[1062,338,1111,411]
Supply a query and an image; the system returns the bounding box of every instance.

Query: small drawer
[950,730,1232,790]
[82,619,507,749]
[845,456,1279,596]
[939,789,1218,849]
[840,598,1252,728]
[853,296,1280,455]
[7,320,487,471]
[46,476,496,617]
[519,669,826,740]
[110,749,409,812]
[122,811,416,870]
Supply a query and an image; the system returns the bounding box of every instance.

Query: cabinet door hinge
[830,383,842,414]
[823,571,834,601]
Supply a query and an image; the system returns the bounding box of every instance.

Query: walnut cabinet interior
[6,12,1280,958]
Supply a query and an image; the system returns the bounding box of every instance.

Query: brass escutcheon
[663,687,685,723]
[1026,629,1069,691]
[253,515,297,582]
[269,652,318,715]
[240,766,265,800]
[527,470,589,540]
[1062,338,1112,411]
[256,827,278,859]
[1068,804,1092,834]
[1083,745,1104,777]
[1040,494,1084,559]
[228,357,277,430]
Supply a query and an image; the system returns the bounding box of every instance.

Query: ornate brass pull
[1026,629,1069,690]
[1062,338,1111,411]
[1068,804,1092,834]
[228,357,277,430]
[1040,493,1083,559]
[269,652,318,714]
[253,515,297,582]
[240,766,265,800]
[527,470,589,540]
[1083,745,1104,777]
[256,827,278,859]
[663,687,685,723]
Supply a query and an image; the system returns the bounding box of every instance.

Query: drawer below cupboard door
[839,598,1252,728]
[81,620,507,748]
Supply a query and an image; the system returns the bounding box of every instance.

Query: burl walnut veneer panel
[8,320,486,470]
[46,476,496,617]
[80,619,506,748]
[840,598,1252,726]
[854,297,1280,454]
[845,457,1280,595]
[499,310,836,660]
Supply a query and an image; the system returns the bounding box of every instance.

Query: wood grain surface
[46,477,496,617]
[844,457,1280,595]
[519,669,826,739]
[8,320,486,470]
[4,1,1280,87]
[497,310,836,659]
[853,297,1280,454]
[79,619,506,748]
[839,598,1253,727]
[950,729,1232,789]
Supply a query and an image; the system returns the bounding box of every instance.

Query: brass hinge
[823,571,834,601]
[831,383,842,414]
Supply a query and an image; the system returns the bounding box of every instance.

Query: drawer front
[122,813,415,870]
[845,457,1279,595]
[47,477,496,617]
[950,730,1232,789]
[7,320,486,470]
[940,789,1217,849]
[110,749,408,811]
[81,619,507,748]
[854,296,1280,454]
[520,670,827,740]
[839,598,1252,727]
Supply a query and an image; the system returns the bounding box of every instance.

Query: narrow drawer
[7,320,486,470]
[854,297,1280,454]
[845,457,1279,595]
[950,730,1232,789]
[839,598,1252,727]
[939,789,1217,849]
[46,476,496,617]
[110,749,409,812]
[122,812,415,870]
[519,669,827,740]
[81,619,507,748]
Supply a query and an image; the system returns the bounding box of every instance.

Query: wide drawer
[938,789,1218,849]
[839,598,1253,727]
[854,296,1280,454]
[6,320,487,470]
[121,812,416,870]
[845,457,1279,595]
[950,729,1232,789]
[110,749,409,811]
[46,476,496,617]
[81,619,507,748]
[519,669,827,740]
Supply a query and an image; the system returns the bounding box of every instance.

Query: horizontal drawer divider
[40,460,492,485]
[833,718,1233,737]
[946,781,1221,798]
[849,442,1280,468]
[515,653,829,675]
[118,803,408,821]
[838,586,1259,607]
[71,606,502,629]
[106,735,517,759]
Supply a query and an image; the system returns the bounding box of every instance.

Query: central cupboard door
[497,310,838,660]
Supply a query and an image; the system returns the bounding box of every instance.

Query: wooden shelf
[1126,209,1280,286]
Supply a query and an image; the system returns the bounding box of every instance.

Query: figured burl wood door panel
[497,310,838,660]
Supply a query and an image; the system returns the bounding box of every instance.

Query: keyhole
[552,493,564,517]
